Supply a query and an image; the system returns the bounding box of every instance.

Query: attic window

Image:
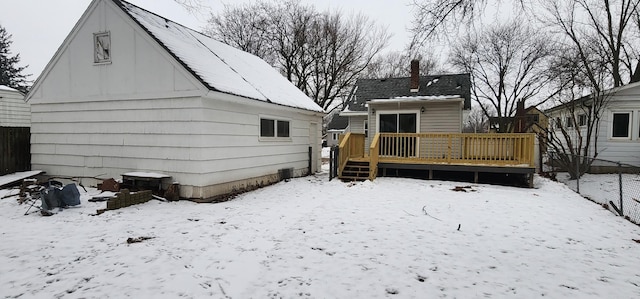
[94,32,111,63]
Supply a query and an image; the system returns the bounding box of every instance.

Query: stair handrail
[369,133,380,180]
[337,132,352,177]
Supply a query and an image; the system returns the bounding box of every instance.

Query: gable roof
[27,0,322,113]
[115,0,323,113]
[345,74,471,112]
[545,80,640,114]
[327,115,349,130]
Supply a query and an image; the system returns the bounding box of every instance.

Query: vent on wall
[278,168,294,181]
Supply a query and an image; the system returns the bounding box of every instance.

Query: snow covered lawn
[1,174,639,298]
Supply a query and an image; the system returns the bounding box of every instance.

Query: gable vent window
[94,32,111,63]
[260,117,291,140]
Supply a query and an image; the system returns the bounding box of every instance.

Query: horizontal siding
[349,116,366,133]
[547,95,640,166]
[421,102,461,132]
[32,143,309,161]
[31,95,322,193]
[0,97,30,127]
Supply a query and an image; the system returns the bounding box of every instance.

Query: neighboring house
[336,60,536,186]
[546,81,640,171]
[341,60,471,153]
[0,85,31,175]
[326,115,348,147]
[489,105,549,135]
[25,0,324,200]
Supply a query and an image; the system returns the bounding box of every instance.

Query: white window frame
[375,109,421,157]
[375,109,421,134]
[259,116,292,141]
[94,31,111,64]
[565,116,573,128]
[578,114,587,127]
[610,111,632,140]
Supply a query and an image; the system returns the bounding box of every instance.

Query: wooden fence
[0,127,31,175]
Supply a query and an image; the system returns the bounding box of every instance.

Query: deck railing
[377,133,535,166]
[339,132,535,180]
[337,133,365,176]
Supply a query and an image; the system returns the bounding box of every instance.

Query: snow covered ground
[558,173,640,225]
[1,169,639,298]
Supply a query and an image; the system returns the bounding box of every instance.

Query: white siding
[365,100,462,153]
[28,0,203,104]
[547,84,640,167]
[196,92,322,188]
[0,89,29,127]
[28,0,323,199]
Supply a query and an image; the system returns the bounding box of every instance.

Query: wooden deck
[338,132,536,186]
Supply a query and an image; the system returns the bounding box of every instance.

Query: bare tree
[450,21,555,132]
[462,105,489,133]
[409,0,526,47]
[205,0,390,110]
[361,51,440,79]
[541,0,640,88]
[540,0,640,177]
[174,0,207,14]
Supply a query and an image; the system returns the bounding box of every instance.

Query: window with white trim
[260,118,290,138]
[94,32,111,63]
[611,112,631,138]
[578,114,587,127]
[565,116,573,128]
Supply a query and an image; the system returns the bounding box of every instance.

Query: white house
[325,115,348,147]
[1,85,31,175]
[0,85,29,128]
[25,0,324,200]
[546,81,640,171]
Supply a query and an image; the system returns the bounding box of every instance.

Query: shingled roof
[345,74,471,112]
[327,115,349,130]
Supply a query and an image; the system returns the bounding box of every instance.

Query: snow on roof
[119,1,323,113]
[0,85,19,92]
[368,95,463,103]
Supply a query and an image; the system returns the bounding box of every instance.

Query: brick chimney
[410,59,419,92]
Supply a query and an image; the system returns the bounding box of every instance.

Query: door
[378,113,418,157]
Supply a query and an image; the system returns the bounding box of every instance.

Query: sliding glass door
[378,113,418,157]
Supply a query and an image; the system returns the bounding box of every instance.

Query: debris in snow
[451,186,475,192]
[385,288,399,295]
[422,205,442,221]
[126,236,155,244]
[632,239,640,243]
[98,178,120,192]
[457,224,461,231]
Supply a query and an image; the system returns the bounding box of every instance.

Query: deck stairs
[340,160,370,181]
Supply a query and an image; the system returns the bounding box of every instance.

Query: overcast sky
[0,0,417,80]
